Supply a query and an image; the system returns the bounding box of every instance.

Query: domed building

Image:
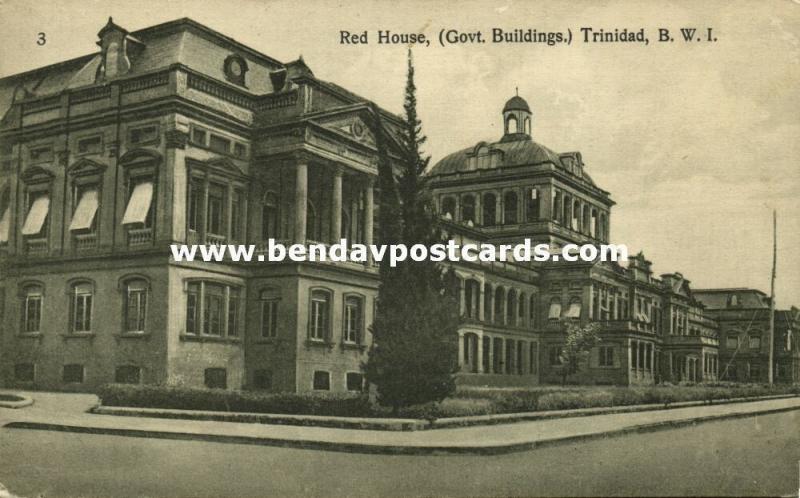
[426,95,724,387]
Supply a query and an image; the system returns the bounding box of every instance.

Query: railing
[128,227,153,246]
[74,232,97,250]
[205,233,227,246]
[26,238,48,255]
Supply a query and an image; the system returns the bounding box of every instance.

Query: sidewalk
[2,389,799,455]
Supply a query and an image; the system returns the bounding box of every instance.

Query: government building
[0,18,797,393]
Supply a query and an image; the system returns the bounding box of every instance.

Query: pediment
[20,165,55,184]
[316,114,376,147]
[68,158,107,176]
[119,147,162,167]
[204,157,246,177]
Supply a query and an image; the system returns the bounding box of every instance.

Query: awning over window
[548,302,562,320]
[0,208,9,243]
[122,181,153,225]
[565,301,582,318]
[69,189,99,231]
[21,195,50,236]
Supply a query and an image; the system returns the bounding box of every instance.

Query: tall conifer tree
[364,50,460,412]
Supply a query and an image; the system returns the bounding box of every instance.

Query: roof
[503,95,530,113]
[694,288,770,310]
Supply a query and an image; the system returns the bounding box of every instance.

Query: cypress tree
[364,50,460,413]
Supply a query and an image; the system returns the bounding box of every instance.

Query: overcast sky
[1,0,798,307]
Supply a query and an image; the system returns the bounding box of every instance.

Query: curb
[90,393,798,432]
[6,403,800,456]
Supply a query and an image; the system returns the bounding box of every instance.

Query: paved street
[1,410,797,497]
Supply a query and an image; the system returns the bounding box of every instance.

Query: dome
[503,95,530,113]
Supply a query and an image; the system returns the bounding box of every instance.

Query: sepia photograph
[0,0,798,496]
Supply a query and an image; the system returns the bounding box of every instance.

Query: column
[650,343,655,374]
[201,174,210,243]
[294,162,308,244]
[476,333,484,373]
[364,178,374,248]
[486,336,494,374]
[459,279,466,316]
[478,281,485,322]
[226,182,234,241]
[330,167,343,243]
[487,284,494,323]
[500,339,507,374]
[457,333,464,371]
[496,194,502,224]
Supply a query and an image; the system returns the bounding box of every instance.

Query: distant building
[0,18,796,393]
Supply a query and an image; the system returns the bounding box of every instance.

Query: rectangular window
[726,336,739,350]
[191,128,207,146]
[186,283,199,334]
[253,369,272,389]
[204,368,227,389]
[313,370,330,391]
[261,300,278,338]
[346,372,364,392]
[130,126,158,145]
[599,346,614,367]
[310,291,330,341]
[125,283,147,333]
[21,193,50,236]
[343,296,362,343]
[188,180,203,231]
[209,134,231,154]
[549,346,562,366]
[29,146,53,162]
[233,142,247,159]
[206,184,225,235]
[203,283,225,336]
[115,366,141,384]
[77,136,102,154]
[14,363,35,382]
[72,285,92,333]
[749,364,761,381]
[24,293,42,333]
[227,288,240,337]
[69,186,99,232]
[749,336,761,350]
[63,364,85,383]
[122,180,154,227]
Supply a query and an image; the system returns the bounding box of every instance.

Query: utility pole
[768,209,776,385]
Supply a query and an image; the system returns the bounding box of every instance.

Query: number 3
[37,32,46,46]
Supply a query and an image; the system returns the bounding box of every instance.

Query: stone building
[0,18,796,393]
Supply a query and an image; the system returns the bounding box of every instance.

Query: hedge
[96,383,800,420]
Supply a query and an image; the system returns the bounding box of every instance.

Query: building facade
[0,18,796,393]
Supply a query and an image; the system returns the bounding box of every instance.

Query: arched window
[262,192,279,241]
[507,115,518,134]
[526,187,540,221]
[482,193,496,226]
[260,288,280,338]
[341,208,351,244]
[524,117,531,134]
[590,209,598,237]
[309,289,331,341]
[503,191,518,224]
[572,200,581,231]
[306,200,321,241]
[461,195,476,224]
[123,279,148,333]
[507,289,517,326]
[562,195,571,227]
[552,190,562,224]
[494,286,505,324]
[22,284,43,333]
[441,196,456,220]
[70,281,93,333]
[529,294,537,328]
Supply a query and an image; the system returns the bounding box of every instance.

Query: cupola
[96,17,143,81]
[502,91,532,140]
